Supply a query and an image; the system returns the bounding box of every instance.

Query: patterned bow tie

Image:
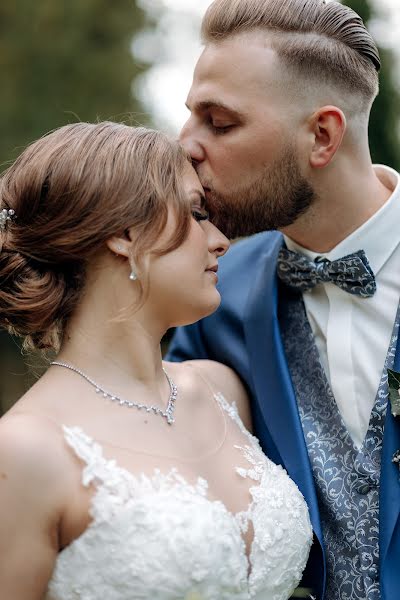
[277,248,377,298]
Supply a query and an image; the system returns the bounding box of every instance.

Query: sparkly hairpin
[0,209,16,231]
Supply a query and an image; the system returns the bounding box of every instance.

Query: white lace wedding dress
[45,393,312,600]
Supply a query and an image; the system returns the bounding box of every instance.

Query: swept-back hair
[202,0,380,104]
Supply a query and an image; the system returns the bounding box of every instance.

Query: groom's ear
[308,106,346,169]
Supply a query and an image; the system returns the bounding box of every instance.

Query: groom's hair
[201,0,380,113]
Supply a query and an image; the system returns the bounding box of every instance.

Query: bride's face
[143,163,230,328]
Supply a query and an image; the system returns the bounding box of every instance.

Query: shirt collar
[284,165,400,276]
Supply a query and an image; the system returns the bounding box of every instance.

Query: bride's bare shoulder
[0,410,67,598]
[0,410,66,483]
[0,398,77,513]
[164,359,252,431]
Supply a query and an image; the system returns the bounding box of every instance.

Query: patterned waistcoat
[279,289,400,600]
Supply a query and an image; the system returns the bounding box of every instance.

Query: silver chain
[50,361,178,425]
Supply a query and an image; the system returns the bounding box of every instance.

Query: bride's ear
[106,229,142,282]
[106,228,134,258]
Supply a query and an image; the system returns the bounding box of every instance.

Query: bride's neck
[58,290,166,387]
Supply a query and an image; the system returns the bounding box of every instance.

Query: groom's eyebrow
[186,100,244,120]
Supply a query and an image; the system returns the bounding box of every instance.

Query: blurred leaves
[387,368,400,417]
[0,0,151,168]
[342,0,400,171]
[0,1,152,411]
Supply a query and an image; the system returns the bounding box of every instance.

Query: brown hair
[0,122,190,351]
[202,0,380,106]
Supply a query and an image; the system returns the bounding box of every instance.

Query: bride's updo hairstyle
[0,122,191,352]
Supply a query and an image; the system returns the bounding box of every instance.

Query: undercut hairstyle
[201,0,380,107]
[0,122,190,352]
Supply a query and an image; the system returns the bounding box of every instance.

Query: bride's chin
[173,294,222,328]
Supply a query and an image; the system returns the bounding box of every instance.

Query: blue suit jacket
[167,231,400,600]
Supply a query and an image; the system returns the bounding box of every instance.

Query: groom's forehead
[189,37,283,103]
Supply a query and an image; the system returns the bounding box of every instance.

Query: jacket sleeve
[165,322,210,362]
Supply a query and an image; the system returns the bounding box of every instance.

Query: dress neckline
[60,392,268,584]
[46,393,313,600]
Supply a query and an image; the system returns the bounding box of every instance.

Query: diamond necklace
[51,361,178,425]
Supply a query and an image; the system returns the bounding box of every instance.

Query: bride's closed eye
[191,192,209,222]
[192,207,209,222]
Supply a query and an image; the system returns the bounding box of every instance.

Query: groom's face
[180,30,315,238]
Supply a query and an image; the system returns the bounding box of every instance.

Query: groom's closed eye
[185,100,244,133]
[207,119,235,135]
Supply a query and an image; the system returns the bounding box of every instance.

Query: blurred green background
[1,0,400,415]
[0,0,152,414]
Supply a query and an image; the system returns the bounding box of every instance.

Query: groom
[168,0,400,598]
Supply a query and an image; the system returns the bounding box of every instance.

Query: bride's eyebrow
[189,190,207,206]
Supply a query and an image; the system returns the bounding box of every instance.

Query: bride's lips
[205,264,218,283]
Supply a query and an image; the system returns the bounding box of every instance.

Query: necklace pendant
[50,361,178,425]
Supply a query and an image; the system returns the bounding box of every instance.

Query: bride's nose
[207,222,230,257]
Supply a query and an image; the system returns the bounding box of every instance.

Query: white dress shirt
[284,165,400,449]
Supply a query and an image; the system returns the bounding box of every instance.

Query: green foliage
[0,1,152,412]
[370,47,400,171]
[387,368,400,417]
[0,0,150,168]
[342,0,400,170]
[342,0,373,22]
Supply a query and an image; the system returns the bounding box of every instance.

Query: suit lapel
[243,235,323,543]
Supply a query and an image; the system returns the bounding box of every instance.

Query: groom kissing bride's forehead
[171,0,400,599]
[180,0,385,244]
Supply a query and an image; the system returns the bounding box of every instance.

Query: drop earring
[129,269,138,281]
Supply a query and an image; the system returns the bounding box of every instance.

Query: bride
[0,122,312,600]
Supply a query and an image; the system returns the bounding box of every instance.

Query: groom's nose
[180,119,206,164]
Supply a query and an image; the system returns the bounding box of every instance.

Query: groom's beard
[204,146,317,239]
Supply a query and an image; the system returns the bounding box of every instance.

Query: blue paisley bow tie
[277,248,377,298]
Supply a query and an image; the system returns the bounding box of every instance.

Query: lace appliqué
[215,394,313,598]
[46,394,312,600]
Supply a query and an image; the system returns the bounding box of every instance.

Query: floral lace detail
[62,426,212,524]
[216,396,313,598]
[45,394,312,600]
[216,391,267,483]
